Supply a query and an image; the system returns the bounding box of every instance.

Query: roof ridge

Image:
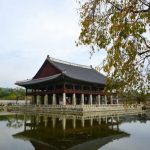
[47,56,92,69]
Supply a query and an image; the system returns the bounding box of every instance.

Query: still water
[0,111,150,150]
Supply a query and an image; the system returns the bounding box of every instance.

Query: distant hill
[0,87,25,100]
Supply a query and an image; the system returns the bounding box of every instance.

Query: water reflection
[0,111,149,150]
[13,113,128,150]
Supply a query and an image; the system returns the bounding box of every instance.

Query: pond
[0,111,150,150]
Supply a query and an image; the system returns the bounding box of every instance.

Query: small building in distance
[15,55,118,106]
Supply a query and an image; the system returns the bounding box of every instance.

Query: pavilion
[15,55,118,106]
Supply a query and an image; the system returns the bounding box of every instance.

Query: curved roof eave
[15,73,62,87]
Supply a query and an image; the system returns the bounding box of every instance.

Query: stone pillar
[105,95,107,105]
[52,94,56,105]
[37,95,41,105]
[81,94,84,106]
[89,94,93,105]
[111,95,113,104]
[44,95,48,105]
[72,93,76,105]
[98,95,101,105]
[63,92,66,105]
[116,95,119,104]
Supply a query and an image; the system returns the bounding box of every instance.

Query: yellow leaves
[78,0,150,93]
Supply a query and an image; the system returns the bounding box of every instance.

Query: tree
[77,0,150,94]
[0,88,3,98]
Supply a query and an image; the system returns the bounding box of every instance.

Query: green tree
[0,88,3,98]
[0,88,25,100]
[77,0,150,93]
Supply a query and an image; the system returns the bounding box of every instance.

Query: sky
[0,0,106,88]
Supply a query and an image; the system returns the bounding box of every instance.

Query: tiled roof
[16,74,61,86]
[16,56,105,86]
[48,57,105,85]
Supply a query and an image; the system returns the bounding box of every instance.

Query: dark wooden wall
[33,60,61,79]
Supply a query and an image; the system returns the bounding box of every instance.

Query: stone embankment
[5,104,143,115]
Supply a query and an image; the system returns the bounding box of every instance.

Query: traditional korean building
[16,55,118,106]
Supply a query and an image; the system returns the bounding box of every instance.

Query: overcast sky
[0,0,106,88]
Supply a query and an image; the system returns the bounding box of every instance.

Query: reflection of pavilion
[13,113,129,150]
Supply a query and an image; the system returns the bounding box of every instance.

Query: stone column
[52,94,56,105]
[37,95,41,105]
[81,94,84,106]
[89,94,93,105]
[105,95,107,105]
[63,92,66,105]
[111,95,113,104]
[72,93,76,105]
[44,95,48,105]
[98,95,101,105]
[116,95,119,104]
